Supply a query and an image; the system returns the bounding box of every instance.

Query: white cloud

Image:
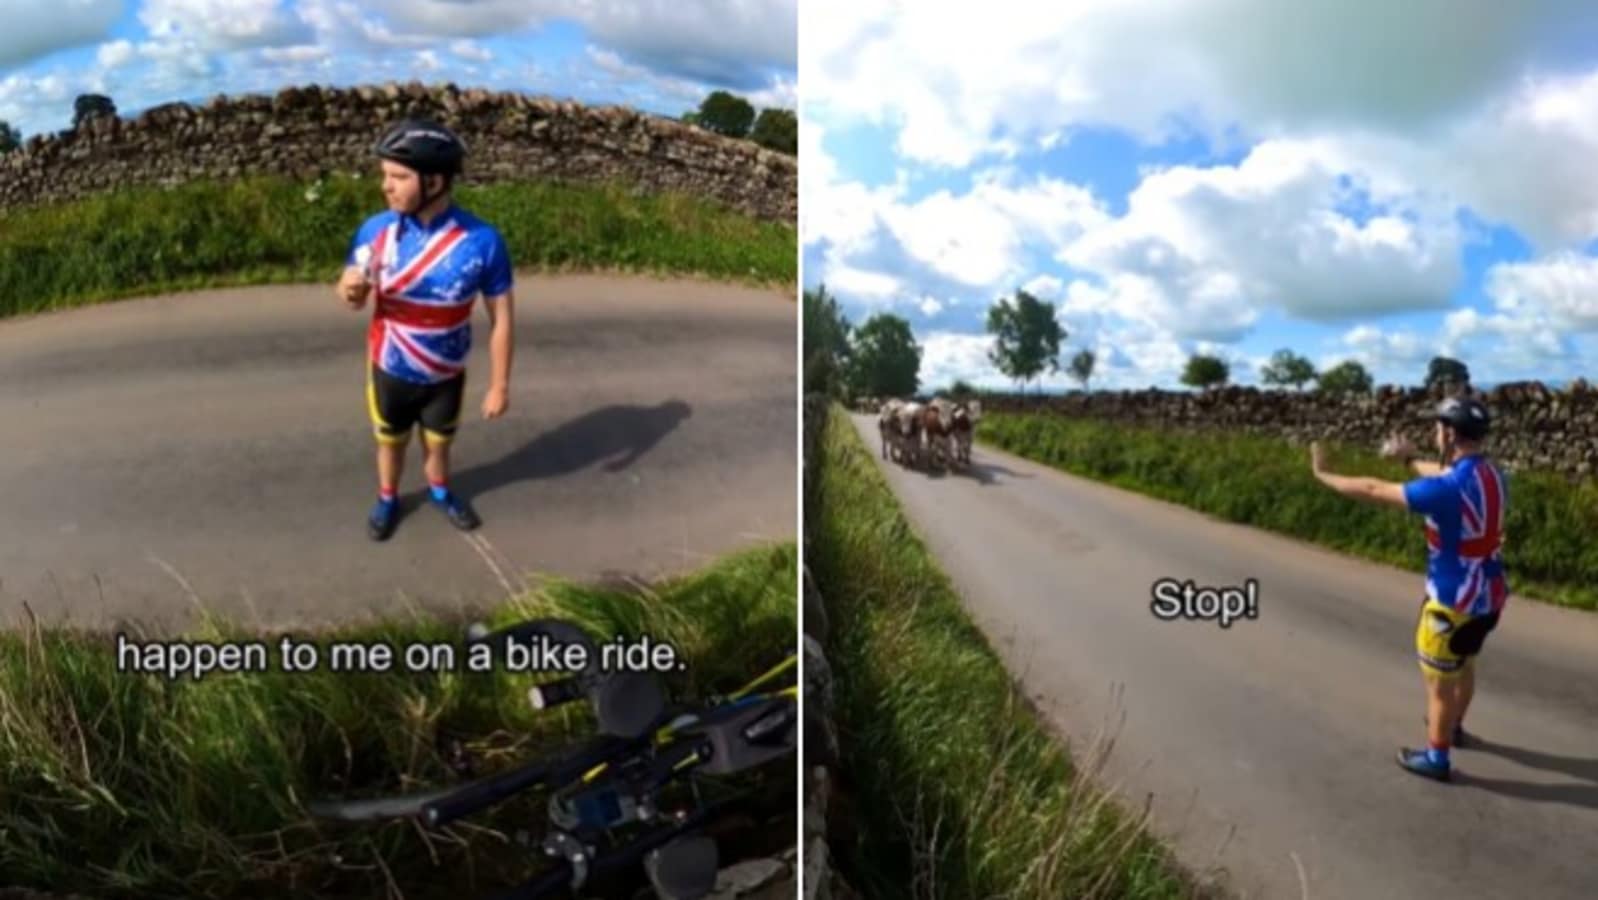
[806,0,1598,169]
[258,43,330,65]
[826,265,903,302]
[808,164,1109,313]
[1058,139,1461,339]
[1022,274,1064,299]
[919,332,1001,390]
[918,296,944,317]
[450,38,493,62]
[139,0,313,51]
[1485,252,1598,330]
[415,48,441,71]
[0,0,121,68]
[367,0,794,90]
[96,40,137,70]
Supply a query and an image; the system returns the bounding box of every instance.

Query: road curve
[0,276,795,635]
[849,414,1598,900]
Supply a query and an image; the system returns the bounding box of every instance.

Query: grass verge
[0,542,797,899]
[980,412,1598,612]
[807,404,1202,899]
[0,174,795,320]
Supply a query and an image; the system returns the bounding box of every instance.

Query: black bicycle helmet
[1431,396,1490,439]
[373,119,466,176]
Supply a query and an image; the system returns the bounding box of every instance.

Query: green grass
[807,404,1204,900]
[0,542,797,899]
[0,174,796,319]
[980,412,1598,612]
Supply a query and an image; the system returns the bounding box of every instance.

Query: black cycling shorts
[367,363,464,444]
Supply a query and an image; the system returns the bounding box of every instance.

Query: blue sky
[804,1,1598,391]
[0,1,795,140]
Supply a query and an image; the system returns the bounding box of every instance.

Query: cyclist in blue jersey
[335,119,516,541]
[1309,396,1507,782]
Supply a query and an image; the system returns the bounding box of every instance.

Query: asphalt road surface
[850,414,1598,900]
[0,276,795,635]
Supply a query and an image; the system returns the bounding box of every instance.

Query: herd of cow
[875,397,984,472]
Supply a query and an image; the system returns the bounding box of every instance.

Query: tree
[949,379,975,398]
[986,289,1066,393]
[1181,354,1230,390]
[73,93,116,128]
[749,107,797,155]
[803,283,853,398]
[1260,348,1317,390]
[848,313,922,398]
[1425,356,1470,393]
[695,90,755,139]
[0,121,19,154]
[1318,360,1373,395]
[1068,349,1096,391]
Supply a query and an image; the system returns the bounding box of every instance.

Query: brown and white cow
[918,398,956,470]
[877,398,922,466]
[948,399,981,466]
[877,398,904,460]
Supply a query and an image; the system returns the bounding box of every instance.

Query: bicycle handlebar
[419,736,630,828]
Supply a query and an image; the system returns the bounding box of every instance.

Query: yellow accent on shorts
[422,428,454,446]
[1414,599,1476,680]
[367,365,410,444]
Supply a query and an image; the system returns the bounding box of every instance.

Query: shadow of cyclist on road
[451,400,692,498]
[1456,737,1598,811]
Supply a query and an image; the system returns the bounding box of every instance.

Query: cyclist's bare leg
[422,434,450,487]
[1456,661,1475,727]
[1424,672,1461,749]
[378,437,407,494]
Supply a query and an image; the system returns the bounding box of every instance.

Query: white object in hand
[353,245,376,284]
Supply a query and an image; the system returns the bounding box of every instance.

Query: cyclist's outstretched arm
[1310,440,1409,509]
[1313,471,1409,509]
[482,290,515,418]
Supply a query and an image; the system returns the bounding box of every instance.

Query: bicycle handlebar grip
[420,757,553,828]
[529,676,584,711]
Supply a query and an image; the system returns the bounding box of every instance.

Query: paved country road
[848,414,1598,900]
[0,276,795,635]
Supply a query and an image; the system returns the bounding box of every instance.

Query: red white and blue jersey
[1403,455,1509,616]
[346,205,513,385]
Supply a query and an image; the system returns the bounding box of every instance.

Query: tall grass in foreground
[980,412,1598,612]
[807,405,1205,900]
[0,543,796,899]
[0,174,796,319]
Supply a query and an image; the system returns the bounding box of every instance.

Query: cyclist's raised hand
[1379,430,1415,460]
[338,266,372,309]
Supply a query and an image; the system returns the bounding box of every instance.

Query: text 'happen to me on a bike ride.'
[112,630,688,682]
[1150,577,1261,628]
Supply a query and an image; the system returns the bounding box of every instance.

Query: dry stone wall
[0,83,796,223]
[865,380,1598,479]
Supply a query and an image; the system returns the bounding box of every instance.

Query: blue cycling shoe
[368,498,399,542]
[1397,747,1452,782]
[432,491,480,531]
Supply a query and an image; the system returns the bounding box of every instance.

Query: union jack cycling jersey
[1403,454,1509,617]
[346,205,513,384]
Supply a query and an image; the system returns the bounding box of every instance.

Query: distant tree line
[806,281,1482,401]
[1,92,118,155]
[682,89,796,156]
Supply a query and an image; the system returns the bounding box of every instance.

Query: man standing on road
[1308,396,1508,782]
[335,119,516,541]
